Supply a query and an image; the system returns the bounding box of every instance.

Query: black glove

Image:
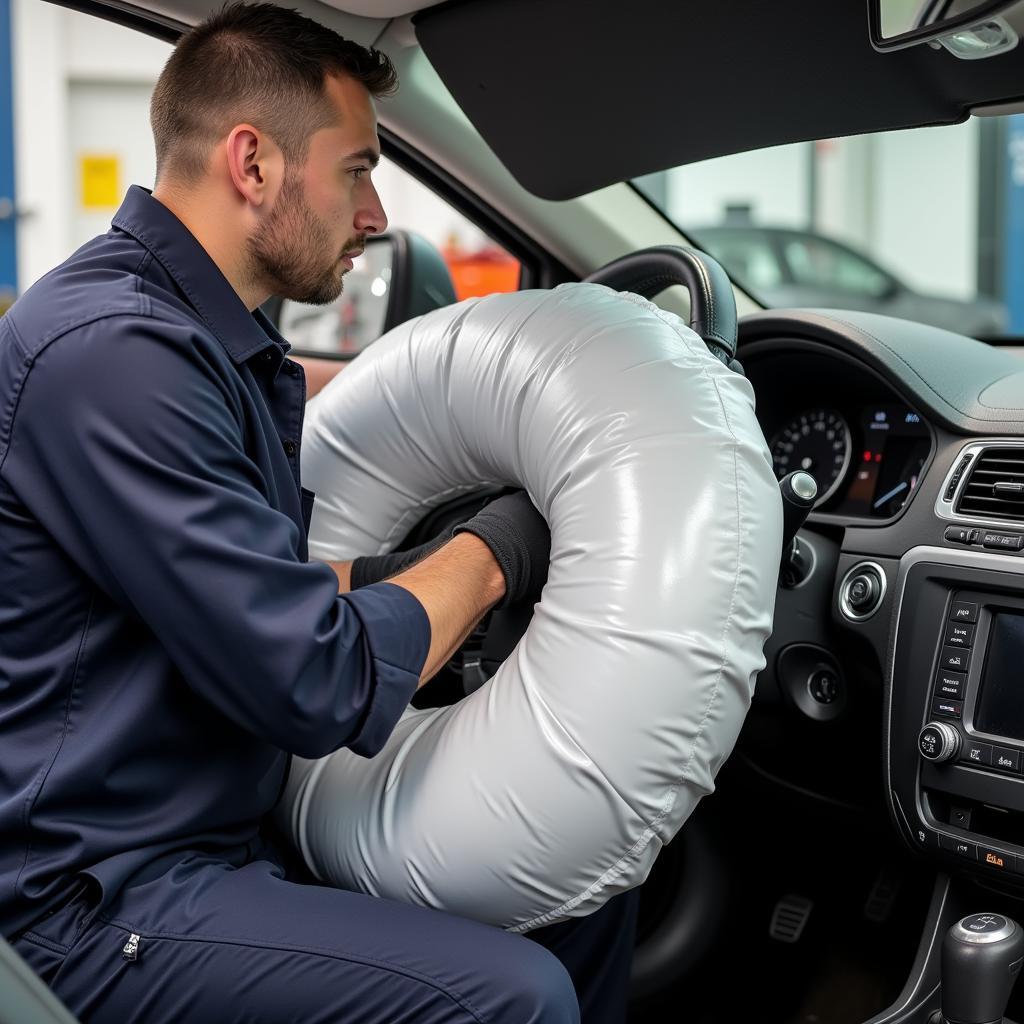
[350,534,449,590]
[453,491,550,608]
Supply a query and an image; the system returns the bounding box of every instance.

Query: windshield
[634,116,1024,340]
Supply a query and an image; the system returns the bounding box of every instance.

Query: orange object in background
[443,236,520,300]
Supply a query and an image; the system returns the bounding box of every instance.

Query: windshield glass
[634,116,1024,339]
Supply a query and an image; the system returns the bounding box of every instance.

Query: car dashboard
[734,306,1024,894]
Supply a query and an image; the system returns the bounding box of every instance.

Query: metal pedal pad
[769,894,813,943]
[864,865,903,923]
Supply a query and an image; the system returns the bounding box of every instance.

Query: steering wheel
[400,245,741,707]
[582,244,740,370]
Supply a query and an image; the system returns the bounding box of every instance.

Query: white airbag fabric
[280,283,781,932]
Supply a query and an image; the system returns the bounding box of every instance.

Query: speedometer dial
[769,409,852,506]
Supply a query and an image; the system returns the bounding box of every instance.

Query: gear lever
[940,913,1024,1024]
[778,471,817,587]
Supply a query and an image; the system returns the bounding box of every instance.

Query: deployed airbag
[279,283,781,932]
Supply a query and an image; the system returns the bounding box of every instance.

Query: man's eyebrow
[344,147,381,168]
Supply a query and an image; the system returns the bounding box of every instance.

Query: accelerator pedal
[864,865,904,924]
[769,894,814,943]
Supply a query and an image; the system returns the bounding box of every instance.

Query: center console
[888,547,1024,885]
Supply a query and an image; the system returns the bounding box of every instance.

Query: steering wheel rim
[582,244,740,369]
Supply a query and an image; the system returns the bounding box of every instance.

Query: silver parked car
[692,224,1008,337]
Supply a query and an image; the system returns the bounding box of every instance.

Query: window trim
[379,125,571,293]
[41,0,184,43]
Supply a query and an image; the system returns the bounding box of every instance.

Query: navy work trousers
[12,843,640,1024]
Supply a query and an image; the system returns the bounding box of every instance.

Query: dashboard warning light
[863,450,872,462]
[875,453,883,463]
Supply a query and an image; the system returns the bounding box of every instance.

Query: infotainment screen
[975,613,1024,740]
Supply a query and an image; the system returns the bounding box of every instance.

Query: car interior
[8,0,1024,1022]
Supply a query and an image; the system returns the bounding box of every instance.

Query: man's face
[247,74,387,305]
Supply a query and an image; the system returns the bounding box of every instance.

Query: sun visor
[413,0,1024,200]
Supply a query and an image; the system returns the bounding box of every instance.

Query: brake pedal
[864,864,903,923]
[769,894,813,943]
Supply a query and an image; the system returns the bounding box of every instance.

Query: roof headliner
[414,0,1024,199]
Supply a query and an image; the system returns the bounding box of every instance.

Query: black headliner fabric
[415,0,1024,200]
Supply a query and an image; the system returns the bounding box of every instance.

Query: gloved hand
[453,491,550,608]
[350,534,449,590]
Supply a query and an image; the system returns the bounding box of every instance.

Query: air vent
[956,447,1024,524]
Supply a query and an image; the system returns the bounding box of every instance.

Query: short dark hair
[150,1,398,182]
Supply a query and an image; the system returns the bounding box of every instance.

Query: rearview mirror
[869,0,1022,54]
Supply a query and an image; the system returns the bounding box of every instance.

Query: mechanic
[0,3,639,1021]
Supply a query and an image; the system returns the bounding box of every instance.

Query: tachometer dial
[769,409,852,506]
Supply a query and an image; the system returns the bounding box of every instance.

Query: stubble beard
[247,172,357,306]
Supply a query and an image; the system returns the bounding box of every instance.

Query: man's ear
[225,124,283,208]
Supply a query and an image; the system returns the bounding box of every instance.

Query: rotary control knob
[847,573,878,610]
[919,721,962,763]
[839,562,887,621]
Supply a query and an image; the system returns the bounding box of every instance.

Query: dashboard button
[940,647,970,673]
[912,825,936,848]
[950,601,979,624]
[961,741,993,767]
[993,747,1021,772]
[940,834,978,860]
[945,526,972,544]
[980,847,1012,871]
[935,669,966,698]
[933,697,963,718]
[848,576,873,606]
[944,622,976,648]
[839,565,885,620]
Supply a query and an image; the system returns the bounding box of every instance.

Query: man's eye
[349,167,368,181]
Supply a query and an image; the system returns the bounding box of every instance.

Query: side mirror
[272,230,457,358]
[869,0,1022,55]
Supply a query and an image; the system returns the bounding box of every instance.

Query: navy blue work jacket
[0,186,430,937]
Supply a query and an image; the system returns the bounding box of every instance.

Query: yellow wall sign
[80,154,120,210]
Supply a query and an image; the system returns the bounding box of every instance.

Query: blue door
[0,0,16,303]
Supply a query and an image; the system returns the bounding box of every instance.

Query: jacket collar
[112,185,289,367]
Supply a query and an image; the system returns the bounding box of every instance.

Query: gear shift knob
[779,471,817,552]
[941,914,1024,1024]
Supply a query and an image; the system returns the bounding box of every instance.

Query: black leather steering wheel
[405,245,743,706]
[582,245,741,371]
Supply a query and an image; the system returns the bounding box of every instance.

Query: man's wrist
[326,559,353,593]
[448,531,506,607]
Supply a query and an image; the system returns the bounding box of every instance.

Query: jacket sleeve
[1,315,429,758]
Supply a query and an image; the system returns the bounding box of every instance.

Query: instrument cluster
[745,347,933,522]
[769,403,931,518]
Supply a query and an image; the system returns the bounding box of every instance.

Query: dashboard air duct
[956,447,1024,523]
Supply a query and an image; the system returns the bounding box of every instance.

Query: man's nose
[355,181,388,236]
